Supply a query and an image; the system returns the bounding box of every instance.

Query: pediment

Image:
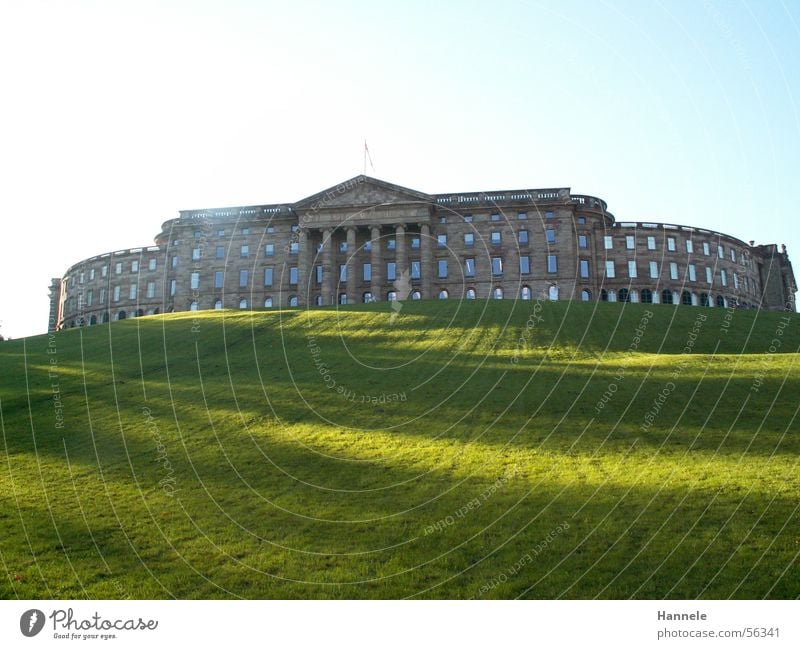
[294,175,433,210]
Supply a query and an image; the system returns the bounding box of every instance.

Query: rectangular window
[192,248,201,261]
[89,268,95,280]
[580,259,590,278]
[241,245,249,258]
[577,216,585,224]
[518,212,528,220]
[171,256,178,269]
[604,236,613,250]
[339,264,347,283]
[518,230,529,244]
[547,255,557,273]
[194,230,201,239]
[190,272,200,290]
[99,288,106,303]
[628,260,637,278]
[463,215,473,222]
[169,279,176,297]
[241,227,250,235]
[339,241,348,253]
[290,267,299,285]
[578,235,588,249]
[115,262,123,274]
[492,257,503,276]
[387,262,396,281]
[706,267,713,283]
[129,284,137,300]
[733,272,739,289]
[364,240,372,252]
[519,256,530,274]
[289,242,299,255]
[464,233,474,247]
[686,239,694,254]
[239,269,249,288]
[79,272,85,283]
[721,269,727,286]
[703,242,710,256]
[667,237,676,251]
[688,264,697,282]
[315,265,323,284]
[465,258,476,277]
[546,229,556,244]
[217,229,225,237]
[113,286,121,301]
[148,259,157,271]
[438,260,448,278]
[215,271,224,288]
[437,234,447,248]
[363,263,372,282]
[491,231,501,245]
[387,238,396,251]
[265,226,274,234]
[146,282,156,298]
[669,262,678,280]
[410,260,421,280]
[411,237,420,250]
[86,289,93,306]
[545,211,554,219]
[101,265,108,277]
[730,249,736,262]
[265,244,274,257]
[626,235,635,250]
[718,245,724,259]
[647,236,656,250]
[491,213,500,221]
[605,261,616,278]
[649,261,659,278]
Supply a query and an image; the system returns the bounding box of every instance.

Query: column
[346,226,357,305]
[395,224,407,287]
[297,228,311,306]
[370,225,383,301]
[322,227,334,305]
[420,223,432,299]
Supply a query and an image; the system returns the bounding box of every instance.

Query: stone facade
[50,176,797,330]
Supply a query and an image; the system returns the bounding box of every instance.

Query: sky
[0,0,798,339]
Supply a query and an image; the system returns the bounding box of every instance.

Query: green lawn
[1,299,798,598]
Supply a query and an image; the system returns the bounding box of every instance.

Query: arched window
[438,289,449,300]
[263,297,272,308]
[339,294,348,305]
[581,289,591,301]
[520,286,532,300]
[411,290,421,300]
[190,302,199,311]
[629,289,639,303]
[716,295,726,308]
[136,308,144,317]
[289,295,298,307]
[239,298,248,309]
[493,287,503,300]
[387,291,397,301]
[661,289,674,305]
[607,289,617,302]
[466,288,476,300]
[214,299,223,310]
[362,292,373,303]
[548,285,559,301]
[117,310,126,320]
[681,290,692,305]
[700,293,710,307]
[618,288,629,303]
[641,289,653,304]
[102,312,110,323]
[601,289,609,302]
[315,295,323,306]
[153,308,160,315]
[89,315,97,325]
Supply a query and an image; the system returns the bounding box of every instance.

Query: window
[129,284,137,300]
[239,298,248,309]
[101,265,108,278]
[363,263,372,282]
[546,229,556,244]
[518,212,528,220]
[662,289,674,305]
[387,238,396,251]
[115,262,123,274]
[411,291,421,300]
[491,213,500,221]
[626,235,635,249]
[491,257,503,275]
[218,229,225,237]
[338,265,347,282]
[339,241,348,253]
[686,239,694,254]
[703,242,710,256]
[411,237,420,250]
[466,288,476,299]
[545,211,554,219]
[577,216,586,224]
[721,269,727,286]
[362,292,373,303]
[265,244,274,257]
[169,279,176,296]
[649,261,659,278]
[604,236,613,250]
[718,245,724,259]
[549,286,559,301]
[387,291,397,301]
[265,226,274,234]
[86,290,93,306]
[547,255,557,273]
[580,260,590,278]
[79,271,85,283]
[191,272,200,290]
[192,248,201,261]
[521,286,532,300]
[491,231,501,245]
[241,228,250,236]
[605,261,616,278]
[439,216,447,224]
[171,256,178,269]
[667,237,676,252]
[190,301,199,311]
[315,265,323,284]
[339,294,348,305]
[628,260,637,278]
[518,230,529,244]
[214,299,223,309]
[519,256,530,274]
[706,267,713,283]
[410,260,421,280]
[289,296,298,307]
[493,287,503,299]
[619,288,630,303]
[733,273,739,289]
[146,282,155,298]
[581,289,591,301]
[286,242,297,255]
[669,262,678,280]
[464,215,473,223]
[99,288,106,303]
[688,264,697,282]
[194,230,201,239]
[364,240,372,252]
[647,236,656,250]
[465,258,476,277]
[439,289,449,299]
[239,269,249,287]
[438,260,448,278]
[241,245,249,258]
[641,289,653,304]
[148,259,157,271]
[730,248,736,262]
[387,262,396,281]
[263,268,273,287]
[88,268,95,280]
[215,270,224,289]
[290,267,299,285]
[578,235,588,249]
[437,234,447,248]
[464,233,474,247]
[716,295,726,308]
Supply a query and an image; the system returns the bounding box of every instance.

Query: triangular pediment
[294,175,433,209]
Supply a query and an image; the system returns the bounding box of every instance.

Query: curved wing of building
[49,175,797,331]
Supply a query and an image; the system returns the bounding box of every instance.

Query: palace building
[49,175,796,331]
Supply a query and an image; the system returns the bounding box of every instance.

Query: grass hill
[1,299,798,599]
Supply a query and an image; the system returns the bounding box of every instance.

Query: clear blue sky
[1,0,798,338]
